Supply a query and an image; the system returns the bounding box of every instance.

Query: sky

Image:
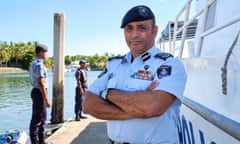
[0,0,195,57]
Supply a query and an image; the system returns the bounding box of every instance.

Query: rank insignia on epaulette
[98,67,108,78]
[141,52,151,62]
[157,65,171,79]
[154,52,173,61]
[108,55,125,61]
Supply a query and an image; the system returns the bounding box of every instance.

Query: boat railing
[201,14,240,38]
[183,97,240,141]
[170,0,240,58]
[172,0,193,57]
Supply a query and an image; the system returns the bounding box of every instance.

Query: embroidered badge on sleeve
[157,65,172,79]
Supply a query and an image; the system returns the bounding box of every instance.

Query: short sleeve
[75,70,81,80]
[88,63,111,96]
[36,63,45,78]
[155,58,187,101]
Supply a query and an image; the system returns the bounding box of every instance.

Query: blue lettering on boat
[178,115,217,144]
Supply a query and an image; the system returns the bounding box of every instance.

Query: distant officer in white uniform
[83,5,187,144]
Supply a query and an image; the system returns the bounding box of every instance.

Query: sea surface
[0,71,100,133]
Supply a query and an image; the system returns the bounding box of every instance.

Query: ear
[153,25,158,38]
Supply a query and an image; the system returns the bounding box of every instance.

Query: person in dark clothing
[74,60,88,121]
[29,43,51,144]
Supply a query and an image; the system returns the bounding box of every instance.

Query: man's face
[38,51,47,59]
[80,63,86,69]
[124,19,158,58]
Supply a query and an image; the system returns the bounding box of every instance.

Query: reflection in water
[0,74,31,110]
[0,73,32,133]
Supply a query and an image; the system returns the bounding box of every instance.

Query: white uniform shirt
[29,57,48,89]
[89,46,187,144]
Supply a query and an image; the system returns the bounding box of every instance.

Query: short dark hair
[35,43,48,54]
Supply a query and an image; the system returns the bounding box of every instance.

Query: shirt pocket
[126,78,152,91]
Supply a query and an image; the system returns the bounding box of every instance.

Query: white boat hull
[178,104,240,144]
[177,54,240,144]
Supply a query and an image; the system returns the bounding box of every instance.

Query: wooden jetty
[46,116,108,144]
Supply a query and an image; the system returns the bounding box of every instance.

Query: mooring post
[51,13,65,124]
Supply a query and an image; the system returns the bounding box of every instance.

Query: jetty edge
[46,116,108,144]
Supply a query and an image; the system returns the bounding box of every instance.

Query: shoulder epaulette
[108,55,125,61]
[154,52,173,61]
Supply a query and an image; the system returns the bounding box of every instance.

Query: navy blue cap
[120,5,155,28]
[36,43,48,53]
[79,60,87,64]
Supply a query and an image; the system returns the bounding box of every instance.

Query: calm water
[0,71,100,133]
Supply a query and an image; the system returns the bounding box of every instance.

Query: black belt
[109,139,130,144]
[33,87,47,90]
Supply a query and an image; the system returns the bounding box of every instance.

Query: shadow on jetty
[71,122,108,144]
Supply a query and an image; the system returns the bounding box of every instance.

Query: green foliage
[64,55,71,65]
[0,41,37,69]
[64,53,111,70]
[0,42,11,65]
[44,57,53,70]
[21,49,35,69]
[0,41,118,70]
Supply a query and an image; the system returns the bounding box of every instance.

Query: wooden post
[51,13,65,124]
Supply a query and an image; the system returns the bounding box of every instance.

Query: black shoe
[75,115,80,121]
[79,113,87,119]
[79,115,87,119]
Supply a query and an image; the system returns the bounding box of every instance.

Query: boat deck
[46,116,108,144]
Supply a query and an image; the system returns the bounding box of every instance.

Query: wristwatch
[100,89,109,100]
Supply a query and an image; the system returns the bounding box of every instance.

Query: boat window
[205,0,217,31]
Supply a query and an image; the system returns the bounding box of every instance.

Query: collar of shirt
[123,45,160,64]
[36,57,44,63]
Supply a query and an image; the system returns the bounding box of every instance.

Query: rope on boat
[221,30,240,95]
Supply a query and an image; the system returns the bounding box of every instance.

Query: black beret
[36,43,48,53]
[79,60,87,64]
[121,5,155,28]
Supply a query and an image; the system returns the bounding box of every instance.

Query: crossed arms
[82,81,176,120]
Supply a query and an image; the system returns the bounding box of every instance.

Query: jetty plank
[46,116,108,144]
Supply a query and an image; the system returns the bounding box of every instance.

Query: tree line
[64,53,113,70]
[0,41,116,71]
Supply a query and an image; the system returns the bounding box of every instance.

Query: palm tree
[0,42,11,66]
[12,42,26,65]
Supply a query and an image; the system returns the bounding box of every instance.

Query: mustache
[130,38,142,42]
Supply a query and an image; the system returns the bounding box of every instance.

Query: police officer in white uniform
[83,5,187,144]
